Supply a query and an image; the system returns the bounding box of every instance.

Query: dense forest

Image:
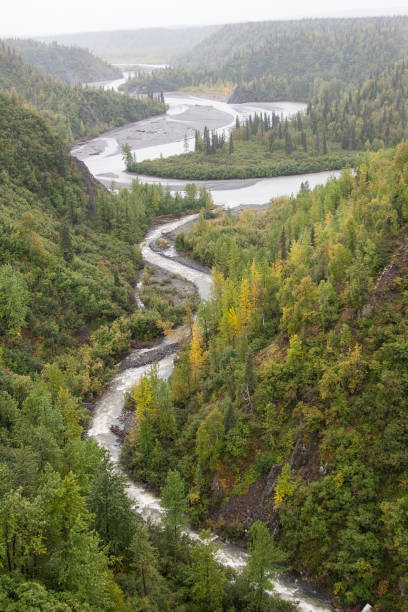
[123,16,408,102]
[4,38,120,84]
[126,57,408,180]
[0,43,166,142]
[39,25,222,64]
[122,144,408,610]
[0,90,298,611]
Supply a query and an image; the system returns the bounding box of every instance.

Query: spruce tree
[189,530,226,612]
[244,521,287,612]
[280,227,287,260]
[161,469,187,546]
[59,221,73,262]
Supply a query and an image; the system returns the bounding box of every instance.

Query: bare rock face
[72,157,106,217]
[209,434,325,535]
[360,228,408,317]
[227,86,249,104]
[262,463,283,502]
[210,474,280,534]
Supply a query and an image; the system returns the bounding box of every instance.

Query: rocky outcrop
[210,475,280,533]
[360,228,408,317]
[119,341,178,371]
[227,86,252,104]
[72,157,106,217]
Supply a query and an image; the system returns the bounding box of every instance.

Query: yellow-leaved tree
[190,321,205,381]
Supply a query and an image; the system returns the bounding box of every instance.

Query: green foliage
[129,521,161,598]
[0,265,29,335]
[128,143,356,180]
[4,38,120,84]
[161,470,188,545]
[245,521,287,611]
[188,530,226,611]
[196,407,225,471]
[88,452,136,557]
[125,16,408,103]
[0,92,222,610]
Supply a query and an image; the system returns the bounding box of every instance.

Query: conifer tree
[189,530,226,611]
[244,521,286,612]
[130,521,157,597]
[161,469,187,546]
[59,221,73,262]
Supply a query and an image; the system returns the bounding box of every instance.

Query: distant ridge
[4,38,120,84]
[38,25,223,64]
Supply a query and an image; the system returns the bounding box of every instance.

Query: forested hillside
[0,43,166,141]
[123,144,408,610]
[181,16,408,102]
[0,91,272,611]
[124,16,408,103]
[39,25,222,64]
[4,38,120,84]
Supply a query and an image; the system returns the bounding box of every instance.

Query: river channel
[78,75,341,611]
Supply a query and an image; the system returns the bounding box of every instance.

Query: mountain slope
[181,16,408,100]
[126,16,408,103]
[4,38,120,83]
[0,91,283,612]
[0,91,152,609]
[39,25,222,64]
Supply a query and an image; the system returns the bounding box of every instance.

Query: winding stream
[82,75,341,611]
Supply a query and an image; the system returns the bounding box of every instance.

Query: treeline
[182,16,408,102]
[0,43,166,142]
[123,16,408,102]
[122,143,408,609]
[231,55,408,154]
[231,56,408,155]
[122,65,196,95]
[3,38,120,84]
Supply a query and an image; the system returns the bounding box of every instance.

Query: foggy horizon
[1,0,407,39]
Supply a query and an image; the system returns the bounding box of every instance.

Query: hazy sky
[1,0,407,37]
